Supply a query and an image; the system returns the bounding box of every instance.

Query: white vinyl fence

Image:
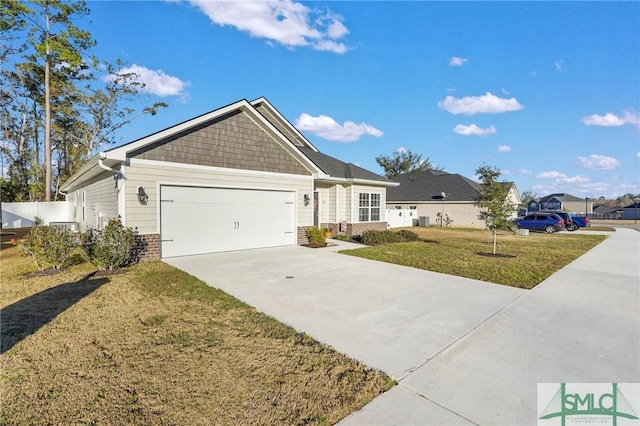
[386,209,420,228]
[1,201,70,229]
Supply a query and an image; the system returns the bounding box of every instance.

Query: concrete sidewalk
[166,228,640,425]
[341,228,640,425]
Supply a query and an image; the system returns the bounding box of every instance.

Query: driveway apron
[165,228,640,425]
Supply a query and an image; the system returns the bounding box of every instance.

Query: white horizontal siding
[71,173,119,232]
[123,160,314,234]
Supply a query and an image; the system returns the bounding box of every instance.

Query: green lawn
[1,245,393,425]
[341,227,608,289]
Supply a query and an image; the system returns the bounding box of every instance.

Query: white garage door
[160,185,296,258]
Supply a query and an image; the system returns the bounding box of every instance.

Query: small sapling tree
[474,165,518,255]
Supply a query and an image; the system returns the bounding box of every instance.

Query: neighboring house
[593,205,622,219]
[385,170,521,228]
[527,193,592,215]
[622,203,640,220]
[60,98,397,259]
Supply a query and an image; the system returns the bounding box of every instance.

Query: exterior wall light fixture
[137,186,148,205]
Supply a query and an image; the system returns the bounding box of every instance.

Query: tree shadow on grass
[476,252,517,258]
[1,274,109,354]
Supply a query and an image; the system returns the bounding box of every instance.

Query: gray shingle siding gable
[253,103,308,147]
[128,110,311,176]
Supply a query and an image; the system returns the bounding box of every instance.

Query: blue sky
[86,1,639,199]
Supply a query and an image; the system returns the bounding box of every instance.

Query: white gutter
[314,175,399,187]
[98,152,120,177]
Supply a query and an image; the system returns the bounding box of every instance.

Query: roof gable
[127,108,311,176]
[61,97,391,190]
[539,193,585,203]
[251,98,317,150]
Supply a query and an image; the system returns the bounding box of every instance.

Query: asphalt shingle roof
[387,170,480,202]
[297,147,390,183]
[539,193,586,202]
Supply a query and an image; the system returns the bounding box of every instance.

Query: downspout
[98,152,124,227]
[98,152,120,177]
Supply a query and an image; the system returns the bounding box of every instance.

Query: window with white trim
[82,191,86,222]
[73,191,78,219]
[359,193,381,222]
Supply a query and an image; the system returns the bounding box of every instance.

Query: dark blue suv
[513,213,565,233]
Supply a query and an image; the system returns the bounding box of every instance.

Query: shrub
[361,230,400,246]
[305,227,326,246]
[83,217,135,270]
[18,226,76,270]
[361,229,420,246]
[395,229,419,242]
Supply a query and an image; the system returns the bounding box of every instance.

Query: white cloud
[581,111,640,127]
[581,113,626,126]
[532,180,613,198]
[624,111,640,126]
[325,15,349,39]
[295,113,383,142]
[537,171,567,180]
[187,0,349,54]
[537,171,590,184]
[449,56,468,67]
[438,92,524,115]
[107,65,189,97]
[554,59,565,71]
[453,124,496,136]
[313,39,348,54]
[576,154,621,170]
[497,145,511,152]
[561,175,590,184]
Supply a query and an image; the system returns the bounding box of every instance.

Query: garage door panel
[160,186,295,258]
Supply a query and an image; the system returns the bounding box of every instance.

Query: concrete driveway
[165,228,640,425]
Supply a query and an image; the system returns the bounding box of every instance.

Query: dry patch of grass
[1,247,393,425]
[342,227,608,289]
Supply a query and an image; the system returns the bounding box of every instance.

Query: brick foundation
[297,226,315,245]
[297,222,388,243]
[137,225,389,255]
[320,223,339,237]
[346,222,388,237]
[131,233,161,262]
